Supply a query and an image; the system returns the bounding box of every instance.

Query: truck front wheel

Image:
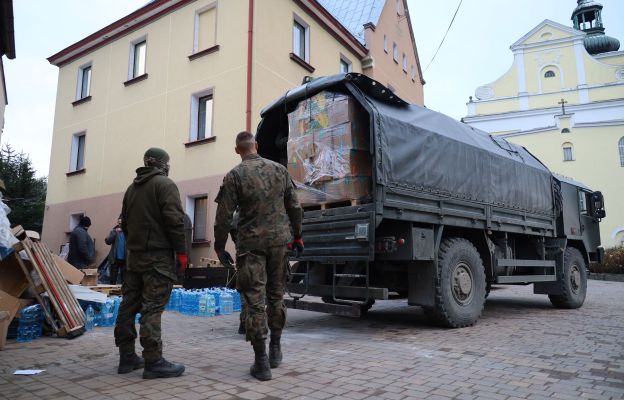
[424,237,486,328]
[548,247,587,309]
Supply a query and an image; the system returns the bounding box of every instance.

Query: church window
[618,137,624,167]
[544,70,555,78]
[562,143,574,161]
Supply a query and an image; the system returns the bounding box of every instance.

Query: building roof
[0,0,15,59]
[316,0,384,45]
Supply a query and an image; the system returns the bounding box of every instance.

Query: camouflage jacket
[214,154,302,252]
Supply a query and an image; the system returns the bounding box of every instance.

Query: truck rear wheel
[548,247,587,309]
[425,238,486,328]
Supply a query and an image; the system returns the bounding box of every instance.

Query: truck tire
[548,247,587,309]
[425,237,486,328]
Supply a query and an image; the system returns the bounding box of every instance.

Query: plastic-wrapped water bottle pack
[165,288,240,317]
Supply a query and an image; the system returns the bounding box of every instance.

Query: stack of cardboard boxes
[287,91,371,205]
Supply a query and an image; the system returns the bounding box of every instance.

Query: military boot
[250,341,272,381]
[268,335,282,368]
[118,353,145,374]
[142,358,185,379]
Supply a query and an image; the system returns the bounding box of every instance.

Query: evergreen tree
[0,144,47,233]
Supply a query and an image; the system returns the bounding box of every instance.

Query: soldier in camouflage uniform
[114,147,188,379]
[214,131,303,381]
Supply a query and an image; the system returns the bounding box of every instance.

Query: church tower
[571,0,620,54]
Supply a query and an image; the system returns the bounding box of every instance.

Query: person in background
[105,216,126,284]
[114,147,187,379]
[67,216,95,269]
[214,131,303,381]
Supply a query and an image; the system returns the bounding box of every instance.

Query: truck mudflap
[294,204,375,262]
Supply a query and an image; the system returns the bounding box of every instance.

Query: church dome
[584,34,620,55]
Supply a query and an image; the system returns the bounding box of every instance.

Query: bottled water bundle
[163,287,242,317]
[16,305,43,342]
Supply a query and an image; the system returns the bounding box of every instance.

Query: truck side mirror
[591,191,606,220]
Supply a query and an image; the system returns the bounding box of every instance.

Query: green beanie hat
[144,147,170,163]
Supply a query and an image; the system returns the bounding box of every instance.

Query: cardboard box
[0,289,21,322]
[0,311,10,350]
[288,92,367,138]
[52,254,85,285]
[321,176,371,203]
[81,269,98,286]
[0,256,29,298]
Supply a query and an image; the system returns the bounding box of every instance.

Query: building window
[544,70,555,78]
[402,54,407,72]
[129,39,147,79]
[339,55,352,73]
[410,65,415,81]
[393,42,398,63]
[68,213,85,232]
[76,64,91,100]
[619,137,624,167]
[562,143,574,161]
[292,17,309,62]
[70,133,86,172]
[193,196,208,241]
[194,6,217,52]
[396,0,401,14]
[561,128,570,133]
[383,35,387,53]
[190,90,214,142]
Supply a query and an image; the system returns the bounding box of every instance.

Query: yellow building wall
[523,26,574,45]
[362,0,423,105]
[474,98,520,115]
[504,125,624,248]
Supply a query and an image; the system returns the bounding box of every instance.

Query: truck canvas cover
[256,73,554,216]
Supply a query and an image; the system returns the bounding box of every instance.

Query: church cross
[558,98,568,115]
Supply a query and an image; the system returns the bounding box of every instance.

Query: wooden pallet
[85,285,122,296]
[302,199,361,211]
[12,238,85,338]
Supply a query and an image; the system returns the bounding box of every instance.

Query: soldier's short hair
[236,131,256,151]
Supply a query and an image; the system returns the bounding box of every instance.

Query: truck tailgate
[296,204,375,262]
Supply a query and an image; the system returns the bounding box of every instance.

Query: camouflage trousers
[236,245,288,345]
[114,251,174,363]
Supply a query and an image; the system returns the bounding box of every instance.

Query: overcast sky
[2,0,623,177]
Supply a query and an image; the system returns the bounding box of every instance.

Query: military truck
[256,73,605,328]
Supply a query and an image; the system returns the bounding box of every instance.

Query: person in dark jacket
[114,147,187,379]
[105,216,126,284]
[67,216,95,269]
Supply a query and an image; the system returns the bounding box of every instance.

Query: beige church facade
[463,1,624,248]
[43,0,424,263]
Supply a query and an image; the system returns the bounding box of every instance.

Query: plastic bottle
[198,292,208,317]
[173,289,182,312]
[112,296,121,323]
[207,293,216,317]
[101,299,115,327]
[85,305,95,331]
[220,291,233,315]
[16,306,34,342]
[135,313,141,324]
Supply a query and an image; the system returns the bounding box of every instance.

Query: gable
[511,19,584,50]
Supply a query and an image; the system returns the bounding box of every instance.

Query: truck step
[284,298,362,317]
[497,259,555,268]
[496,275,556,283]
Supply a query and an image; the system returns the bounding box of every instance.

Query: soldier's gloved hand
[177,253,188,273]
[216,250,234,268]
[289,235,304,255]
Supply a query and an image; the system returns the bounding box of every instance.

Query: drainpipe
[245,0,254,132]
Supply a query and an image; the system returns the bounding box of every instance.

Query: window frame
[189,88,215,143]
[292,15,310,62]
[339,54,352,73]
[185,195,209,244]
[619,136,624,167]
[128,37,147,80]
[192,196,208,242]
[193,2,218,53]
[392,42,398,63]
[410,65,415,81]
[75,63,92,100]
[69,132,86,172]
[402,53,407,72]
[544,70,556,78]
[383,35,388,53]
[562,142,574,162]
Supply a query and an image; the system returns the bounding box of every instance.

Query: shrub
[590,246,624,274]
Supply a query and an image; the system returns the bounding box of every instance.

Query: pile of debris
[0,226,90,349]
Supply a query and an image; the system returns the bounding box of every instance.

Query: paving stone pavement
[1,280,623,400]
